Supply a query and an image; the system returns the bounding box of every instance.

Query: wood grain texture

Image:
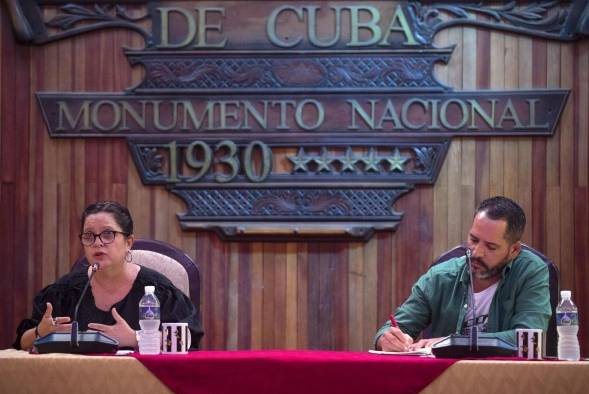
[1,5,589,357]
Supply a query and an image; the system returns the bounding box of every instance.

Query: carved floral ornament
[4,0,589,240]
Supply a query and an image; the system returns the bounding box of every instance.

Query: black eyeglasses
[79,229,129,246]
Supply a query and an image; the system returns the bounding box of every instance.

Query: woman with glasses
[14,201,203,351]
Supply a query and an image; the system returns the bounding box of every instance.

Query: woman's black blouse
[13,266,203,349]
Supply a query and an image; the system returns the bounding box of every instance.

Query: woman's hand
[37,302,72,337]
[88,307,137,348]
[20,302,72,350]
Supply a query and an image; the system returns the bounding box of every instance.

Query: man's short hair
[475,196,526,243]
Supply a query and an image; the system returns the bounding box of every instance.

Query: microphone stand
[466,249,479,351]
[70,262,99,348]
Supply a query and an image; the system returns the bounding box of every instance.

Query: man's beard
[470,256,510,280]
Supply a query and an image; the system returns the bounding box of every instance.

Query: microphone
[71,262,100,347]
[34,262,118,354]
[431,247,517,358]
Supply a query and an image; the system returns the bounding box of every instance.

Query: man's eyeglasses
[79,230,129,246]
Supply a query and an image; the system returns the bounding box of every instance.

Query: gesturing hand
[37,302,72,337]
[88,307,137,348]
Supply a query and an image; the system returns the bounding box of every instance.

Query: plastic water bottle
[556,290,580,361]
[138,285,161,354]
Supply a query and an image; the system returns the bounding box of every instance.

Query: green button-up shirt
[374,248,551,347]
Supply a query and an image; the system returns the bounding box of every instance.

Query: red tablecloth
[133,350,457,394]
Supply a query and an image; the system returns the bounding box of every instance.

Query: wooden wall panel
[1,4,589,357]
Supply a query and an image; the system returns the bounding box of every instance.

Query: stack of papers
[368,347,433,356]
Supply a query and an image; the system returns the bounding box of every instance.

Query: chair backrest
[430,243,559,357]
[72,239,200,308]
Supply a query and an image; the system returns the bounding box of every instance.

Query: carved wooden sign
[6,0,588,240]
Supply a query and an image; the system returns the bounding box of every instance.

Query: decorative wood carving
[127,50,451,92]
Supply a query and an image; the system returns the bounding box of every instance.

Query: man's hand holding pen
[377,314,414,352]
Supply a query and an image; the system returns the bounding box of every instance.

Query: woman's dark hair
[80,201,134,235]
[475,196,526,243]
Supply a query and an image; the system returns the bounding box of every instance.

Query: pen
[390,313,410,351]
[389,313,398,328]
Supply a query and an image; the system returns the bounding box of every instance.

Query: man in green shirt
[375,196,551,351]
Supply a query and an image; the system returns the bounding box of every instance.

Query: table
[0,349,170,394]
[421,359,589,393]
[1,349,588,394]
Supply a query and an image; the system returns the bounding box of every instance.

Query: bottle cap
[145,285,155,294]
[561,290,571,299]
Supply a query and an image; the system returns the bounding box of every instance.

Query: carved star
[385,148,409,172]
[338,147,358,172]
[360,148,381,173]
[314,147,333,173]
[288,147,312,173]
